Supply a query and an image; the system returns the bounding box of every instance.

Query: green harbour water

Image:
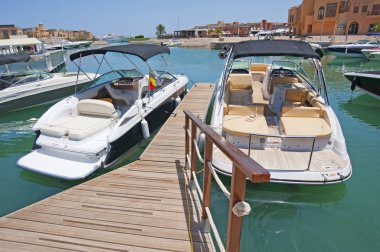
[0,48,379,251]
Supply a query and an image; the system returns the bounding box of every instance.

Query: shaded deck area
[0,84,215,252]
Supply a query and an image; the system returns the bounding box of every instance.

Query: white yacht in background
[17,44,188,180]
[210,40,352,184]
[0,54,95,113]
[327,36,380,57]
[361,48,380,61]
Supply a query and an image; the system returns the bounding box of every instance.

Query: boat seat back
[226,105,264,116]
[227,74,253,105]
[281,106,322,118]
[269,77,299,95]
[77,99,116,118]
[250,63,270,72]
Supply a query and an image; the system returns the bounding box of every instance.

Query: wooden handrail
[184,109,271,252]
[184,109,270,183]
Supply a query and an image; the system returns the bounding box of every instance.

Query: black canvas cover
[231,40,320,59]
[70,44,170,62]
[0,54,30,65]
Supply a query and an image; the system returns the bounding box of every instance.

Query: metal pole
[74,56,81,94]
[307,138,316,171]
[248,134,252,157]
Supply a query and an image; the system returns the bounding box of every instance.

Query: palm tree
[156,24,166,38]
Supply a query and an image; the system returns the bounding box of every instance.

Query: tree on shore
[374,23,380,32]
[156,24,166,38]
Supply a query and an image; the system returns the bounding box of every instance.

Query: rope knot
[232,201,251,217]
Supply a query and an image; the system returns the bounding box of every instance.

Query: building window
[362,5,368,13]
[371,4,380,16]
[326,3,338,17]
[348,22,359,34]
[353,6,359,13]
[317,7,325,19]
[339,1,346,13]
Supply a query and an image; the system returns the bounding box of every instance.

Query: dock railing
[184,110,271,252]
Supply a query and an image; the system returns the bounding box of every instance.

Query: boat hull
[345,72,380,98]
[0,81,89,113]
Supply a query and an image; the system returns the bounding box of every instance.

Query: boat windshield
[154,70,177,88]
[271,60,315,89]
[81,69,143,91]
[0,70,53,88]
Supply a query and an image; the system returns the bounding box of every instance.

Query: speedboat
[0,54,95,113]
[345,71,380,99]
[327,37,380,58]
[210,40,352,184]
[361,48,380,61]
[161,39,184,47]
[17,44,188,180]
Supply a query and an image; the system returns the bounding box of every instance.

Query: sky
[1,0,300,37]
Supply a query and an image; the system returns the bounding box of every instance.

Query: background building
[289,0,380,36]
[0,23,93,41]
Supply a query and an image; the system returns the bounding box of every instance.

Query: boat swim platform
[0,84,216,252]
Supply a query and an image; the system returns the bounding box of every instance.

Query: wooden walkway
[0,84,215,252]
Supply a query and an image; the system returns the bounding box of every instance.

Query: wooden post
[190,121,197,180]
[185,115,189,167]
[226,164,247,252]
[201,136,213,219]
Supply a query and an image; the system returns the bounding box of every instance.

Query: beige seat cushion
[227,105,264,116]
[252,80,269,105]
[229,89,253,105]
[223,115,269,137]
[285,88,307,103]
[40,116,112,140]
[250,63,270,72]
[281,107,322,118]
[280,117,332,138]
[228,74,252,89]
[78,99,116,117]
[269,77,299,94]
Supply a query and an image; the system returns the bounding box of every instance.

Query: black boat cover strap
[70,44,170,62]
[231,40,320,59]
[0,54,30,65]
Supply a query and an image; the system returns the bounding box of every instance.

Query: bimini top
[231,40,320,60]
[0,54,30,65]
[70,44,170,62]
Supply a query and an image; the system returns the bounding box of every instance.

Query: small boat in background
[0,54,96,113]
[361,48,380,61]
[345,71,380,99]
[161,39,184,47]
[327,36,380,58]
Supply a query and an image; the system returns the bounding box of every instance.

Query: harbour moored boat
[0,54,95,113]
[361,48,380,61]
[210,40,352,184]
[327,37,380,58]
[17,44,188,180]
[345,71,380,98]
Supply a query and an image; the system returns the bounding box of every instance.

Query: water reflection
[340,94,380,129]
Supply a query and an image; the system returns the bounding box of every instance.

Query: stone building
[0,25,23,39]
[289,0,380,35]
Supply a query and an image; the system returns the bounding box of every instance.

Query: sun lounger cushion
[228,74,252,89]
[281,107,322,118]
[280,117,332,138]
[227,105,264,116]
[77,99,116,118]
[223,115,269,136]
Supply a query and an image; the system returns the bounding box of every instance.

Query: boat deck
[0,84,215,252]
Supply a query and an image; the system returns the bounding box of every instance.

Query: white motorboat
[327,37,380,58]
[162,39,184,47]
[17,44,188,180]
[361,48,380,61]
[210,40,352,185]
[0,54,95,113]
[345,71,380,99]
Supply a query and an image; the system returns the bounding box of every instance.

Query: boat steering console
[270,68,295,78]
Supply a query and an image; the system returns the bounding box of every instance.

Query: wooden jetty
[0,83,271,251]
[0,84,215,252]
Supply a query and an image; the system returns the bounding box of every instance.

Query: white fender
[141,119,150,139]
[175,97,181,107]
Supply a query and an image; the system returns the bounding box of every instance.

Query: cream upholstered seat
[227,104,264,116]
[223,114,269,137]
[269,77,299,95]
[40,99,118,140]
[280,117,332,138]
[250,63,270,82]
[280,107,332,138]
[226,74,253,105]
